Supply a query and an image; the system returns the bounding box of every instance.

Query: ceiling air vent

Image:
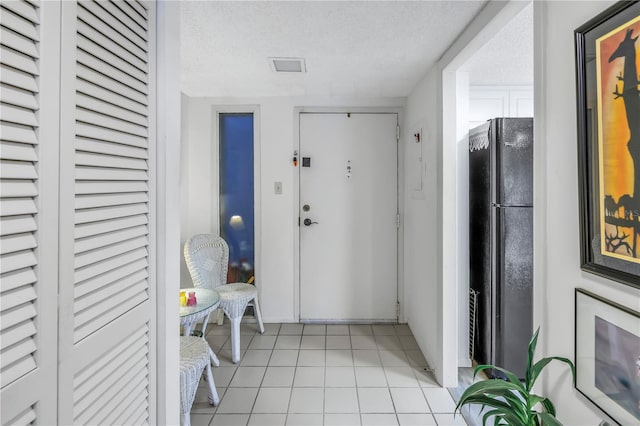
[269,57,306,73]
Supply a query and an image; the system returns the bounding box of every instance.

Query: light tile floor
[189,323,468,426]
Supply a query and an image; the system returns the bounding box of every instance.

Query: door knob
[303,218,318,226]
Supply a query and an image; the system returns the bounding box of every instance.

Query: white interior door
[299,113,398,321]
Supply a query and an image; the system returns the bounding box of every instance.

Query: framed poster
[576,1,640,288]
[575,289,640,424]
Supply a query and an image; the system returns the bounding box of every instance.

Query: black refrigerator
[469,117,533,379]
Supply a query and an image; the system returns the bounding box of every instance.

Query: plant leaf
[473,365,526,392]
[528,394,546,409]
[482,408,502,426]
[457,379,528,409]
[525,327,541,390]
[529,356,576,390]
[537,412,563,426]
[540,397,556,416]
[456,384,528,424]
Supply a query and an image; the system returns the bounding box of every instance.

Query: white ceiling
[461,2,533,86]
[180,1,488,98]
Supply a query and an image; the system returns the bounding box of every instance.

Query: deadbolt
[303,204,310,212]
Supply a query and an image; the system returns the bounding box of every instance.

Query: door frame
[439,0,531,386]
[210,106,262,298]
[293,107,405,322]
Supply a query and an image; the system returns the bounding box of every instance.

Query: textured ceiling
[180,1,488,98]
[461,2,533,86]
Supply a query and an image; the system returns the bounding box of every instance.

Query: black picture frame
[575,288,640,424]
[575,1,640,288]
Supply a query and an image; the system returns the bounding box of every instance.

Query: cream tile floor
[189,323,468,426]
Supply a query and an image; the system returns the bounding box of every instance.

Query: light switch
[274,181,283,194]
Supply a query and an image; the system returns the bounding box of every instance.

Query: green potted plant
[456,328,575,426]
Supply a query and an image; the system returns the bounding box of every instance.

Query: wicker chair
[184,234,264,363]
[180,336,219,426]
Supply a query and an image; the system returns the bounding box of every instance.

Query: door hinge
[396,302,401,318]
[396,125,400,142]
[298,217,300,227]
[396,213,400,228]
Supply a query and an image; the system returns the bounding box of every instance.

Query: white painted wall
[534,1,640,424]
[181,95,405,322]
[403,0,528,388]
[403,68,440,379]
[469,85,533,128]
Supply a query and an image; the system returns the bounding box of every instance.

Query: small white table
[180,287,220,337]
[179,287,221,378]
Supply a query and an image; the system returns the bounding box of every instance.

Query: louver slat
[77,34,147,84]
[0,198,37,216]
[1,339,37,370]
[76,120,147,148]
[76,64,147,106]
[1,142,38,162]
[1,1,39,24]
[76,166,147,181]
[104,0,147,42]
[0,181,36,199]
[1,85,38,110]
[0,28,38,58]
[75,203,148,224]
[77,50,146,95]
[76,5,147,65]
[74,247,147,286]
[74,269,147,313]
[75,214,147,239]
[126,1,148,20]
[75,180,148,195]
[76,192,148,209]
[0,216,37,236]
[0,47,38,76]
[0,357,36,391]
[0,160,37,180]
[0,268,37,293]
[1,320,36,350]
[76,92,147,127]
[80,1,147,51]
[0,251,37,275]
[74,236,147,269]
[74,281,147,341]
[76,19,146,73]
[0,233,37,255]
[77,107,147,138]
[0,122,38,145]
[4,405,36,426]
[75,224,148,254]
[0,105,37,128]
[75,257,148,297]
[93,372,148,426]
[76,137,147,160]
[111,385,148,426]
[74,327,148,423]
[0,285,37,313]
[1,7,39,40]
[0,65,38,93]
[0,301,37,329]
[77,79,147,117]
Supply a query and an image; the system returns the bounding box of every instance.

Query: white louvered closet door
[1,1,60,424]
[57,1,156,425]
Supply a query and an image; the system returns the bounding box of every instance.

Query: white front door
[299,113,398,321]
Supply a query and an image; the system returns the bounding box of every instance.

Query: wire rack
[468,289,479,360]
